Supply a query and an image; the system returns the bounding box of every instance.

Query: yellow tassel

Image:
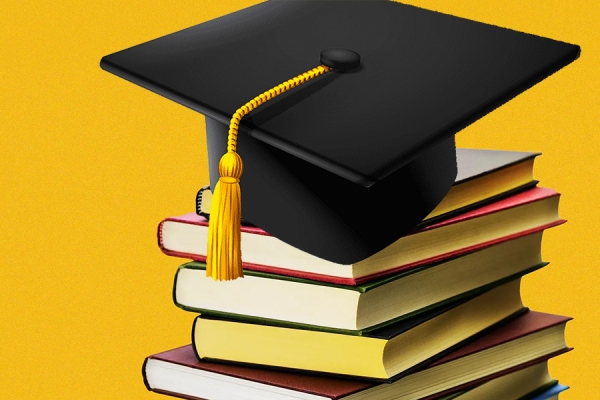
[206,151,244,280]
[206,65,330,281]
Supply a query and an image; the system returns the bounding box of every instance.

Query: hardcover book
[143,311,571,400]
[159,187,563,285]
[174,231,547,332]
[435,362,557,400]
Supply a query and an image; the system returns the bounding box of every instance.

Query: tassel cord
[207,64,331,281]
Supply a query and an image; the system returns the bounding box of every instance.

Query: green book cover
[174,261,547,336]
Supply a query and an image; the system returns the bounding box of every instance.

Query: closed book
[193,279,524,380]
[174,231,547,332]
[438,363,557,400]
[159,187,563,285]
[143,311,571,400]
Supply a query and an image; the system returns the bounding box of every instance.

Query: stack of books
[144,149,572,400]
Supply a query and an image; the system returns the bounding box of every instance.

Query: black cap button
[320,48,361,71]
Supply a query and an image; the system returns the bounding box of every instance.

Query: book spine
[195,185,211,218]
[148,388,206,400]
[141,357,152,392]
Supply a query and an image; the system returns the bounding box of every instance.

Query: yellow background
[1,0,598,398]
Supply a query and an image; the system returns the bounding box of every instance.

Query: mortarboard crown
[101,1,579,280]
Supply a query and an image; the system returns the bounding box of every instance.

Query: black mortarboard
[101,1,579,279]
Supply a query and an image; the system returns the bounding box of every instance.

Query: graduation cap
[101,1,579,280]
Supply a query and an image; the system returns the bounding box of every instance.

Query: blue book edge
[529,383,569,400]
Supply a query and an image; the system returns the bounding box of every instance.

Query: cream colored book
[161,187,562,285]
[175,232,546,332]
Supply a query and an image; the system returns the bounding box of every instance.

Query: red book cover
[143,311,572,400]
[158,187,564,285]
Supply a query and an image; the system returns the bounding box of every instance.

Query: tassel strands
[206,64,331,281]
[206,152,243,280]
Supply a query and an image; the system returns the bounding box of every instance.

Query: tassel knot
[218,151,243,179]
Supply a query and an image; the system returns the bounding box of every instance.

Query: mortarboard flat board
[100,1,579,266]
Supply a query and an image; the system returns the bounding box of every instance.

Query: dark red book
[142,311,571,400]
[158,187,564,285]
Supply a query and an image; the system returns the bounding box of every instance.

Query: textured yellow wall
[1,1,597,398]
